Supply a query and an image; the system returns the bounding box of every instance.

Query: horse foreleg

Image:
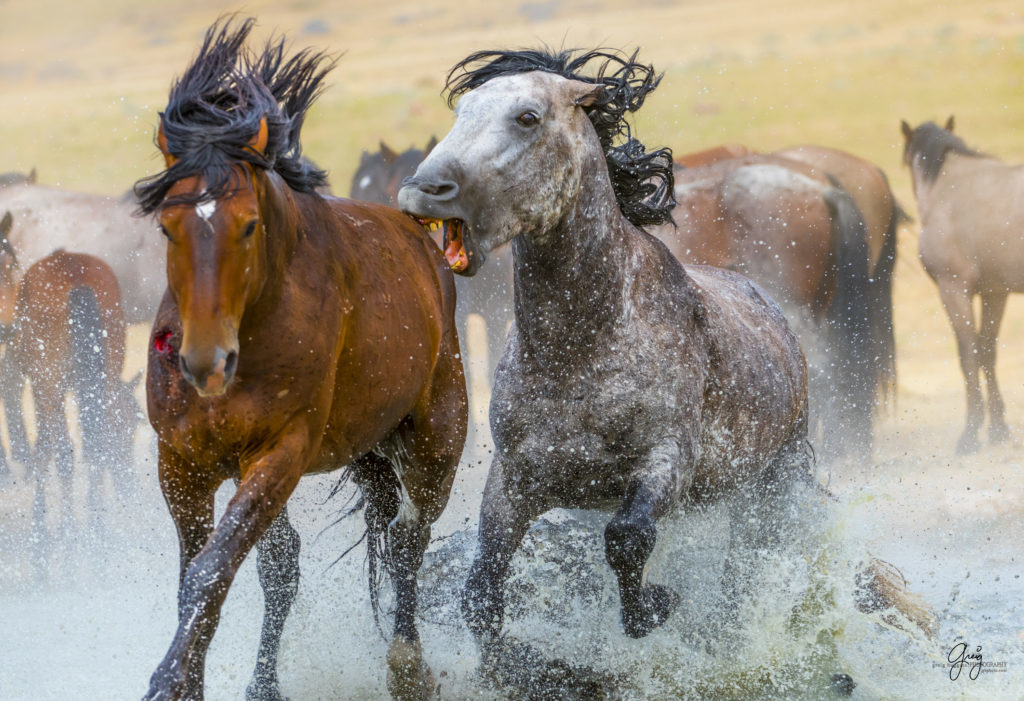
[462,453,539,644]
[605,443,688,639]
[144,435,306,701]
[1,359,29,465]
[246,506,300,701]
[936,282,982,454]
[979,291,1009,444]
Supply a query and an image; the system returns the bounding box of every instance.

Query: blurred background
[1,1,1023,699]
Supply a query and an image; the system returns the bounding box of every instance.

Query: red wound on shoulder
[153,329,174,355]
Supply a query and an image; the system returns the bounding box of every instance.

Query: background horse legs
[978,291,1010,444]
[604,444,686,639]
[247,505,301,701]
[935,279,983,453]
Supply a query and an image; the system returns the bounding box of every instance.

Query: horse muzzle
[179,343,238,397]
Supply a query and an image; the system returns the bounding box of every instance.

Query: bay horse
[135,19,465,701]
[350,139,515,451]
[660,152,876,457]
[0,182,164,324]
[8,249,141,530]
[901,117,1024,453]
[399,46,814,675]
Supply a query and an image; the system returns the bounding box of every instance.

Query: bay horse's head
[349,138,437,206]
[398,48,674,276]
[134,17,332,397]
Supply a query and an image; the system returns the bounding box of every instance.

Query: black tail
[68,286,106,465]
[822,180,874,456]
[326,452,401,635]
[868,172,900,408]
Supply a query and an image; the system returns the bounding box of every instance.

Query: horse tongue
[443,220,468,272]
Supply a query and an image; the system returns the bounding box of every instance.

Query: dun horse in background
[5,247,140,532]
[901,117,1024,453]
[137,19,466,701]
[661,153,877,457]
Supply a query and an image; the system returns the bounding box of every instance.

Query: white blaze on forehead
[358,175,372,190]
[196,199,217,222]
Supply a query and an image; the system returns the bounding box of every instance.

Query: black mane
[134,17,335,214]
[905,122,987,185]
[445,48,675,228]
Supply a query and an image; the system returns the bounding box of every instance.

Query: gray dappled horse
[399,48,813,678]
[902,117,1024,454]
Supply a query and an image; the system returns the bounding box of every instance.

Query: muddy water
[2,266,1024,700]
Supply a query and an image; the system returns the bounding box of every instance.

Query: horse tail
[325,450,402,635]
[868,171,901,409]
[69,285,106,464]
[822,178,874,455]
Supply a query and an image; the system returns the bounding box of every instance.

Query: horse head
[398,49,673,276]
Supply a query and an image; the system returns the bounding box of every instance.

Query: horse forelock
[134,15,334,215]
[907,122,986,185]
[444,47,675,228]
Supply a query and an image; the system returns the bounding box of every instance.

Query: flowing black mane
[905,121,987,185]
[445,48,675,228]
[135,17,335,215]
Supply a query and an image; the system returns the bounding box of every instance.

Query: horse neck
[510,171,642,366]
[250,170,305,318]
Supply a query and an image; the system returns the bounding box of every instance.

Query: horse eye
[159,224,172,241]
[241,221,257,239]
[516,111,540,127]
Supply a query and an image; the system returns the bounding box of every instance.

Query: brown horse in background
[350,138,437,206]
[901,117,1024,453]
[137,20,465,701]
[7,249,140,532]
[0,168,36,188]
[660,152,876,457]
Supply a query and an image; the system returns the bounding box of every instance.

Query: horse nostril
[224,350,238,378]
[179,355,193,381]
[413,178,459,200]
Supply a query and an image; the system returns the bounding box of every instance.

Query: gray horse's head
[399,48,674,276]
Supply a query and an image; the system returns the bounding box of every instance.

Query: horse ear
[157,120,178,168]
[380,142,398,163]
[27,168,36,184]
[568,80,604,108]
[944,115,955,132]
[425,136,439,155]
[900,120,913,140]
[249,117,269,156]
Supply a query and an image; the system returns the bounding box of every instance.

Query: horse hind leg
[246,504,301,701]
[978,291,1010,444]
[935,281,983,454]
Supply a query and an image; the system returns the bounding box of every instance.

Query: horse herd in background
[0,16,1021,701]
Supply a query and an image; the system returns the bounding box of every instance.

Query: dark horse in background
[137,19,465,701]
[350,138,514,452]
[400,47,814,686]
[902,117,1024,453]
[5,248,141,533]
[660,152,882,458]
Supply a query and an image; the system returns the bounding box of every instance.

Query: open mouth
[418,218,470,273]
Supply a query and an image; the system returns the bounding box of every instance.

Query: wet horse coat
[136,20,466,701]
[399,49,809,654]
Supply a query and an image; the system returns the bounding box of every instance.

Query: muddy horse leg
[604,443,687,638]
[144,434,307,701]
[936,281,982,454]
[246,505,300,701]
[978,291,1009,444]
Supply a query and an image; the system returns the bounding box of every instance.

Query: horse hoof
[622,583,680,638]
[246,679,288,701]
[990,422,1011,445]
[955,433,980,455]
[386,636,436,700]
[831,673,856,696]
